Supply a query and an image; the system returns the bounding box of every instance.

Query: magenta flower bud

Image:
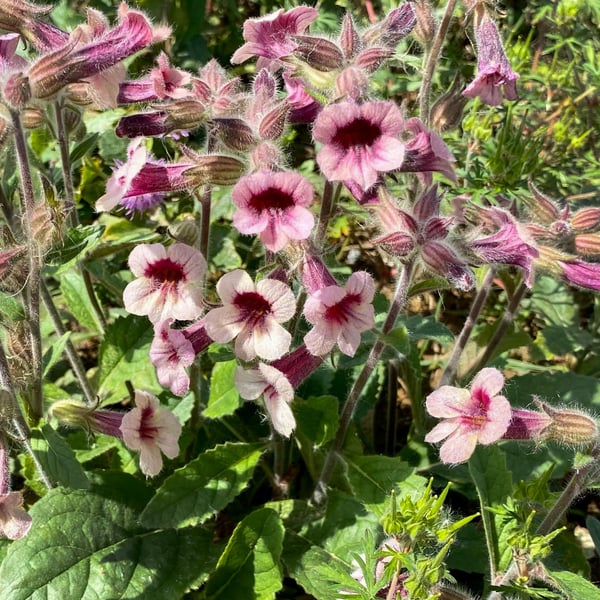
[462,10,519,106]
[354,47,395,72]
[301,251,340,293]
[503,408,553,441]
[362,3,417,48]
[558,259,600,291]
[293,35,344,71]
[339,12,360,59]
[258,102,289,140]
[2,71,30,108]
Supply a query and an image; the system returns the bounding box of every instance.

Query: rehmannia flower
[123,242,206,324]
[425,367,512,464]
[203,269,296,362]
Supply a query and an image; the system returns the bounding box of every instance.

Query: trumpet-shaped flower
[120,390,182,477]
[425,367,512,464]
[232,170,315,252]
[313,100,405,193]
[123,242,206,324]
[203,269,296,361]
[303,271,375,357]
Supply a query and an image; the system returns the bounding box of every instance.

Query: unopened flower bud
[355,47,395,73]
[169,218,199,247]
[29,202,57,251]
[412,0,437,48]
[339,12,360,58]
[20,107,43,129]
[574,233,600,258]
[542,402,598,445]
[293,35,344,71]
[334,66,368,100]
[430,77,469,132]
[258,102,289,140]
[250,141,284,171]
[49,399,124,438]
[2,71,30,108]
[362,3,417,47]
[185,154,245,187]
[212,118,255,151]
[0,245,26,293]
[526,181,561,224]
[65,82,95,105]
[572,207,600,233]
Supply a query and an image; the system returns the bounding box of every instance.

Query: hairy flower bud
[49,399,125,438]
[168,218,200,247]
[572,207,600,233]
[574,233,600,258]
[430,76,469,132]
[339,12,360,58]
[2,71,30,108]
[293,35,344,71]
[412,0,437,48]
[185,154,246,187]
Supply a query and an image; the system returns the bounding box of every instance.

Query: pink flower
[203,269,296,361]
[150,320,211,396]
[425,367,512,464]
[0,492,32,540]
[235,363,296,437]
[123,242,206,324]
[303,271,375,357]
[120,390,182,477]
[558,259,600,291]
[231,6,318,67]
[313,100,405,193]
[232,170,315,253]
[462,11,519,106]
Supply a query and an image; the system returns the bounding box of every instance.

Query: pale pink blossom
[231,6,318,67]
[123,242,206,324]
[120,390,182,477]
[232,170,315,252]
[203,270,296,361]
[303,271,375,357]
[235,363,296,437]
[425,367,512,464]
[313,100,405,193]
[0,492,32,540]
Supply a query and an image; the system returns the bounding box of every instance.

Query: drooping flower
[462,10,519,106]
[425,367,512,464]
[231,6,318,67]
[120,390,182,477]
[203,269,296,361]
[313,100,405,193]
[302,263,376,357]
[232,170,315,252]
[150,320,212,396]
[235,345,323,437]
[123,242,206,324]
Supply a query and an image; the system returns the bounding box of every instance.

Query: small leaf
[140,442,265,529]
[46,225,104,273]
[204,359,241,419]
[203,508,284,600]
[69,133,99,164]
[42,332,71,378]
[30,424,90,489]
[547,570,600,599]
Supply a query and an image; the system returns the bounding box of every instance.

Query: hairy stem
[53,100,78,227]
[419,0,458,126]
[199,185,212,262]
[440,267,496,386]
[312,260,414,504]
[314,180,336,250]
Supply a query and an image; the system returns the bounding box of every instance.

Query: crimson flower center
[234,291,273,325]
[323,293,360,324]
[248,188,294,215]
[139,406,159,440]
[463,387,491,429]
[145,258,186,286]
[332,118,382,149]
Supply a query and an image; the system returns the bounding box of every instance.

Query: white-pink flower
[303,271,375,357]
[123,242,206,324]
[120,390,182,477]
[312,100,405,192]
[0,492,32,540]
[232,170,315,253]
[203,270,296,361]
[235,364,296,437]
[425,367,512,464]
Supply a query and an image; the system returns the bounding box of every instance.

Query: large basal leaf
[203,508,284,600]
[140,442,265,529]
[0,488,216,600]
[547,570,600,599]
[96,314,161,404]
[204,359,242,419]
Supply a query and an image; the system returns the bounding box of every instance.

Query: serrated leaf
[96,315,161,404]
[30,424,90,489]
[548,570,600,599]
[45,224,104,273]
[140,442,265,529]
[42,331,71,378]
[204,359,241,419]
[346,454,427,516]
[0,488,215,600]
[204,508,284,600]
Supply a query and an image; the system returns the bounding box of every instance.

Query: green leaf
[140,442,265,529]
[30,424,90,489]
[346,454,427,517]
[0,488,215,600]
[204,359,241,419]
[59,269,103,334]
[203,508,284,600]
[529,275,577,327]
[96,315,161,404]
[69,133,99,164]
[469,445,513,573]
[0,291,24,325]
[42,331,71,378]
[46,225,104,273]
[586,515,600,555]
[547,570,600,599]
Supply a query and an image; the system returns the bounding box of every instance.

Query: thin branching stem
[53,100,78,227]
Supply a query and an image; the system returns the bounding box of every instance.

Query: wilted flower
[425,367,512,463]
[313,100,405,193]
[0,433,31,540]
[123,242,206,324]
[232,170,315,252]
[120,390,182,477]
[203,269,296,361]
